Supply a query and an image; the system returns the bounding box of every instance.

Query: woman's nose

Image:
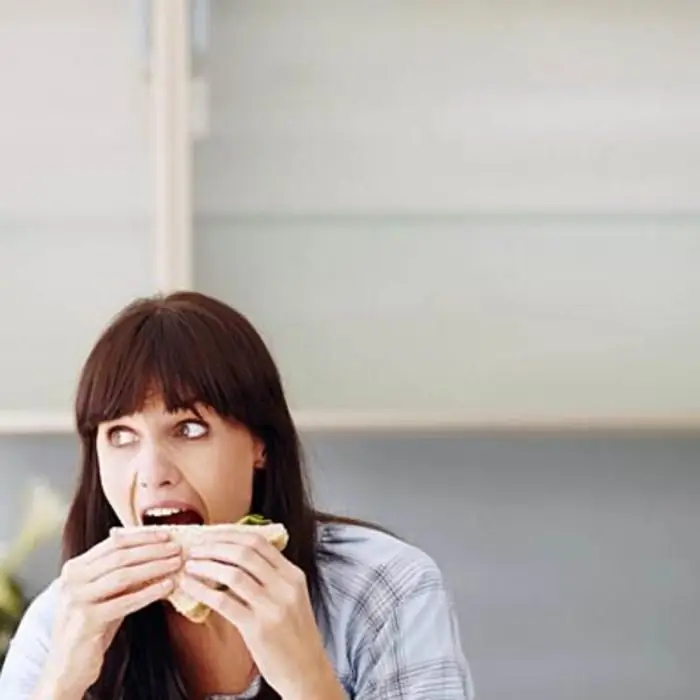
[135,443,181,489]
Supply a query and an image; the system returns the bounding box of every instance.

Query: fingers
[57,530,183,639]
[60,529,182,612]
[188,543,270,585]
[95,577,176,621]
[185,543,303,615]
[178,574,252,627]
[87,541,182,583]
[184,559,262,604]
[83,528,171,566]
[189,532,300,588]
[108,527,171,547]
[197,531,286,568]
[80,554,183,603]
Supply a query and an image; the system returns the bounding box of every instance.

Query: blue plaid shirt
[0,522,474,699]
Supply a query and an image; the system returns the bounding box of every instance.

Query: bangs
[76,301,259,434]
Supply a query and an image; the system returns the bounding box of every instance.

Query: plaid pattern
[315,522,475,699]
[0,523,474,700]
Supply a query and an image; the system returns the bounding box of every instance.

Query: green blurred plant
[0,479,67,666]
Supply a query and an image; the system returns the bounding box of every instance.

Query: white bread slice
[113,521,289,623]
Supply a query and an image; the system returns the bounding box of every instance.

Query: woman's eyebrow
[169,405,205,419]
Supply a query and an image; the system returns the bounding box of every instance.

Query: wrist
[285,657,347,700]
[37,662,92,700]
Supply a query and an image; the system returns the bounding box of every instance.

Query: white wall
[196,0,700,214]
[191,1,700,426]
[3,1,700,424]
[0,1,153,415]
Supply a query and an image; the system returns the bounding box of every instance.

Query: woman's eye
[107,427,136,447]
[179,420,208,439]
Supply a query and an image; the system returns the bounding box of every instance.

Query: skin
[90,396,347,700]
[35,528,181,699]
[96,398,264,529]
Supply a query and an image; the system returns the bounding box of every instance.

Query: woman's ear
[253,440,266,470]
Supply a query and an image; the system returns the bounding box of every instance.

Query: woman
[0,291,474,700]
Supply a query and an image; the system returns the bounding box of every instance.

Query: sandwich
[113,514,289,623]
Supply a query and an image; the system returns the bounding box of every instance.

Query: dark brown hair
[62,290,373,700]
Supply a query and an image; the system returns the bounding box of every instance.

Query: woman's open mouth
[141,505,205,526]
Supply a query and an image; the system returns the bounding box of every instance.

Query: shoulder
[11,577,59,642]
[316,520,446,605]
[314,521,474,699]
[314,520,454,647]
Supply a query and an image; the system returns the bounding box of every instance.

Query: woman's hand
[180,531,344,700]
[41,529,181,697]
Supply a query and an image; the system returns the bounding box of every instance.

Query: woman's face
[96,395,265,527]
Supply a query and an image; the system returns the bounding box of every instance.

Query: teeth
[144,507,186,517]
